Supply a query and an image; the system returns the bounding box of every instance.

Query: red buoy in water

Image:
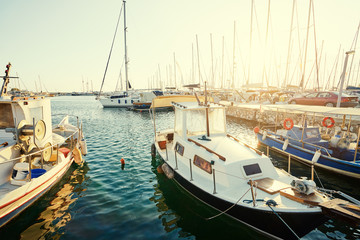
[254,127,260,133]
[120,158,125,165]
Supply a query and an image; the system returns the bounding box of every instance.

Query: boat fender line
[80,138,87,156]
[206,188,251,221]
[262,131,267,141]
[282,138,289,151]
[312,150,321,163]
[151,143,156,157]
[161,163,174,179]
[322,117,335,128]
[266,200,300,240]
[157,164,164,174]
[283,118,294,130]
[72,147,83,164]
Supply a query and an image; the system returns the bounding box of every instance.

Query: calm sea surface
[1,96,360,239]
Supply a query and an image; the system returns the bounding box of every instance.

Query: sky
[0,0,359,93]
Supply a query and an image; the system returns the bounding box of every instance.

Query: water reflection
[19,164,89,240]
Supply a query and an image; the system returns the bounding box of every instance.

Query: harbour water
[1,96,360,239]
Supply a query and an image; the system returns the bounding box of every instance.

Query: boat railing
[264,129,332,157]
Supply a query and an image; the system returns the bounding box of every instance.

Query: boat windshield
[0,103,14,129]
[186,109,207,136]
[208,108,226,134]
[179,107,225,137]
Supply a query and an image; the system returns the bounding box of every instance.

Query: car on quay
[288,91,358,107]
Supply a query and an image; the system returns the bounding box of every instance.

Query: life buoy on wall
[322,117,335,128]
[283,118,294,130]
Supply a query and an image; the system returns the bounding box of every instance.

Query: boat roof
[262,104,360,116]
[220,103,360,116]
[150,95,213,109]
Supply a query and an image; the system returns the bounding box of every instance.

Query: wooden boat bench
[250,177,291,194]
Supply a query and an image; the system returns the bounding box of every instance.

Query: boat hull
[156,153,327,239]
[257,132,360,178]
[99,96,139,108]
[0,158,74,227]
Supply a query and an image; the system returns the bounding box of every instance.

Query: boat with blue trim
[255,104,360,179]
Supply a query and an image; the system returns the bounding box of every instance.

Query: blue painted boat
[257,128,360,179]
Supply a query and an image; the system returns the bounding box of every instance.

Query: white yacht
[98,0,139,108]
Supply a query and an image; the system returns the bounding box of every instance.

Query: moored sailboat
[98,0,140,108]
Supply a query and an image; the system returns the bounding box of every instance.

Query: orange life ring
[283,118,294,130]
[322,117,335,128]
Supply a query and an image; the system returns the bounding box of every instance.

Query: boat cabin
[173,101,226,140]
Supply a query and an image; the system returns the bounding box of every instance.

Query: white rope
[206,187,251,220]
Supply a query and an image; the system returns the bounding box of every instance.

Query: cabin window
[175,142,184,156]
[243,163,262,176]
[193,155,212,174]
[0,103,14,128]
[186,109,207,136]
[118,100,121,104]
[131,100,134,103]
[125,100,127,104]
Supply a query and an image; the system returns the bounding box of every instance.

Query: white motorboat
[150,93,360,239]
[0,63,87,227]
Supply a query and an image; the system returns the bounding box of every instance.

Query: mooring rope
[206,187,251,220]
[266,200,300,240]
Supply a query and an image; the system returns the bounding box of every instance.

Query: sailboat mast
[300,0,312,90]
[196,34,201,85]
[173,52,177,89]
[123,0,129,92]
[284,0,296,89]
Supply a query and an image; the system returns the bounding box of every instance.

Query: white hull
[0,153,74,227]
[99,95,140,108]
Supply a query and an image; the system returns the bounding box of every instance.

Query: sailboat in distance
[98,0,140,108]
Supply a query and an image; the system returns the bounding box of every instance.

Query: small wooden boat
[0,63,87,227]
[150,92,360,239]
